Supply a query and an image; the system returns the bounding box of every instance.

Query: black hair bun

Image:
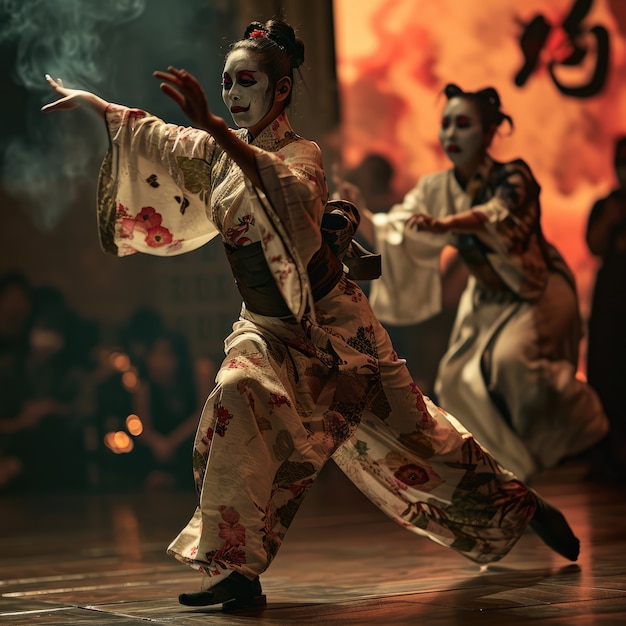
[267,19,304,68]
[442,83,512,130]
[243,21,266,38]
[243,19,305,69]
[475,87,501,108]
[443,83,463,99]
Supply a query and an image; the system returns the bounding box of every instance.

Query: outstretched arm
[154,67,263,189]
[41,75,109,117]
[407,210,487,235]
[43,69,264,190]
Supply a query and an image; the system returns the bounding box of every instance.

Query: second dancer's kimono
[98,106,541,586]
[369,158,609,481]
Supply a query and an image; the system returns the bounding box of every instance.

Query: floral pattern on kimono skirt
[96,106,536,586]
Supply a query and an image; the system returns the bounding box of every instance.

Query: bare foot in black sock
[529,490,580,561]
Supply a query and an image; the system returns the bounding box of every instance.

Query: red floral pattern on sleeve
[116,203,175,248]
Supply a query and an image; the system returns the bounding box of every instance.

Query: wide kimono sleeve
[369,172,452,325]
[242,138,328,321]
[96,103,219,257]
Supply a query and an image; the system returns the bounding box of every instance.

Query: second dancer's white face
[222,50,273,129]
[438,97,485,167]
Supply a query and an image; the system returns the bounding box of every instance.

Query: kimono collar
[246,112,300,152]
[462,154,496,202]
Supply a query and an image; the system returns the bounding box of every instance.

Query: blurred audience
[90,306,215,492]
[0,275,98,492]
[134,328,215,491]
[0,272,34,489]
[585,136,626,482]
[0,276,216,495]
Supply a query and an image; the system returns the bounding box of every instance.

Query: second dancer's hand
[407,213,449,234]
[154,67,223,133]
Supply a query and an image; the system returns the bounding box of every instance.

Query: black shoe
[178,571,266,612]
[529,489,580,562]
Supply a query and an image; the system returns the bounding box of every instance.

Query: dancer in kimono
[353,84,608,482]
[43,23,580,612]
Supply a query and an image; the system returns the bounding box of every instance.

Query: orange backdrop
[333,0,626,318]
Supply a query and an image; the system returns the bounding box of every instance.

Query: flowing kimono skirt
[435,273,608,481]
[167,276,536,585]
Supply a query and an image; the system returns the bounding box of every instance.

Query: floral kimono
[369,158,608,481]
[97,107,539,587]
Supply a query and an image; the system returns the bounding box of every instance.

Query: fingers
[48,76,62,86]
[41,74,69,112]
[153,68,190,95]
[407,215,420,230]
[408,214,430,231]
[44,74,67,96]
[167,66,187,78]
[159,67,204,95]
[154,68,196,99]
[41,95,73,112]
[42,74,73,112]
[45,74,61,89]
[158,82,186,108]
[155,67,208,113]
[155,66,214,129]
[154,67,192,85]
[153,70,178,83]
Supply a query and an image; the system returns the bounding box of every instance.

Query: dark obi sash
[223,200,381,318]
[224,240,343,318]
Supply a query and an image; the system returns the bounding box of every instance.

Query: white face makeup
[222,49,273,129]
[438,97,485,167]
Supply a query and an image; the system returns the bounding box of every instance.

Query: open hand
[154,66,222,133]
[41,75,108,116]
[41,75,87,112]
[406,213,449,234]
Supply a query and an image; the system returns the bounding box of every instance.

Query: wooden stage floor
[1,460,625,625]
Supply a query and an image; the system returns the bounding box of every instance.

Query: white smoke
[0,0,146,229]
[0,0,236,230]
[1,0,145,91]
